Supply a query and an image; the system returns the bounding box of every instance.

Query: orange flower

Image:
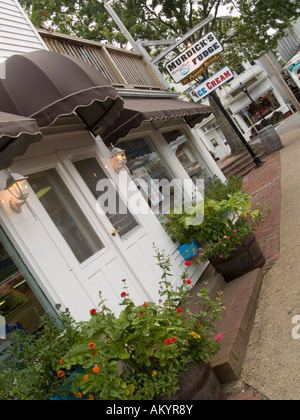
[77,392,82,399]
[89,395,94,400]
[93,366,100,373]
[84,375,89,380]
[88,342,96,350]
[57,370,64,378]
[59,359,64,364]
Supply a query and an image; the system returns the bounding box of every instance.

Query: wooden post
[259,50,300,114]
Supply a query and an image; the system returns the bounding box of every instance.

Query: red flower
[122,279,126,282]
[185,261,191,266]
[143,302,148,307]
[185,279,192,285]
[165,338,172,345]
[121,292,127,298]
[90,308,97,316]
[177,308,183,313]
[138,314,143,317]
[171,337,177,342]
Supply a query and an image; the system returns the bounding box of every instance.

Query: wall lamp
[5,170,29,213]
[110,144,127,173]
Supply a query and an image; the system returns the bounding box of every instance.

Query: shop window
[210,139,219,148]
[73,157,139,237]
[236,64,245,75]
[239,90,280,128]
[0,227,55,343]
[28,169,104,264]
[119,136,182,225]
[162,129,213,182]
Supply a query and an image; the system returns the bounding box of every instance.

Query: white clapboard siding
[0,0,47,60]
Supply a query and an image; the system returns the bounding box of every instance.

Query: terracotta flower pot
[209,232,265,282]
[155,360,225,400]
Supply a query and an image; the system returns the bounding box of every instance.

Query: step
[221,153,267,177]
[209,268,264,383]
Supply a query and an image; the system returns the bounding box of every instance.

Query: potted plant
[175,175,243,260]
[53,247,225,400]
[165,192,269,282]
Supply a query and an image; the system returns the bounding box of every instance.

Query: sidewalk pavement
[223,112,300,400]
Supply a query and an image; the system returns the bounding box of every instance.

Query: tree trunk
[208,94,245,155]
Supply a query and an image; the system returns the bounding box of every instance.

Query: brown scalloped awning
[101,96,213,145]
[0,50,124,169]
[0,50,123,134]
[0,112,43,170]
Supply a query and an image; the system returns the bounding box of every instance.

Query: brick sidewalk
[221,151,281,400]
[242,151,281,273]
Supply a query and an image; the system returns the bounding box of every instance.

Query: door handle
[110,227,121,237]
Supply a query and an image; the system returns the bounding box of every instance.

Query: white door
[10,148,177,317]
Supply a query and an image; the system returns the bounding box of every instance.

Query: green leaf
[63,340,106,359]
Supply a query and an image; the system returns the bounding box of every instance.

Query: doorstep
[209,268,264,383]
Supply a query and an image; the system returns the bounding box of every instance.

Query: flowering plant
[165,192,268,262]
[0,307,80,400]
[56,247,224,400]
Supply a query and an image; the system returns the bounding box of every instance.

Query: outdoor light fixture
[5,170,29,213]
[110,144,127,172]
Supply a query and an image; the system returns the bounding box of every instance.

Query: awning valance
[0,50,123,134]
[0,112,42,170]
[101,96,213,145]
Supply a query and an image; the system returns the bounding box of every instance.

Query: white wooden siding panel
[0,0,47,60]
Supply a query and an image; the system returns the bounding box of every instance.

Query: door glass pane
[162,129,213,182]
[0,227,56,347]
[28,169,104,264]
[73,157,139,237]
[119,136,182,225]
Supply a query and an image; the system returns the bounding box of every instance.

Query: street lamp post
[209,90,264,168]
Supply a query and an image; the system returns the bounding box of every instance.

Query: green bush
[205,174,243,201]
[0,308,80,400]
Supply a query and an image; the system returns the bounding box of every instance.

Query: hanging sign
[165,32,223,84]
[189,66,234,102]
[180,53,222,85]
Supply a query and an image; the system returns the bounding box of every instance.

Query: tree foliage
[19,0,300,153]
[20,0,300,70]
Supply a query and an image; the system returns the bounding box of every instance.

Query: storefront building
[195,59,293,156]
[0,0,225,343]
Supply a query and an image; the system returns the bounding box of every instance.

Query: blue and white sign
[190,66,234,102]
